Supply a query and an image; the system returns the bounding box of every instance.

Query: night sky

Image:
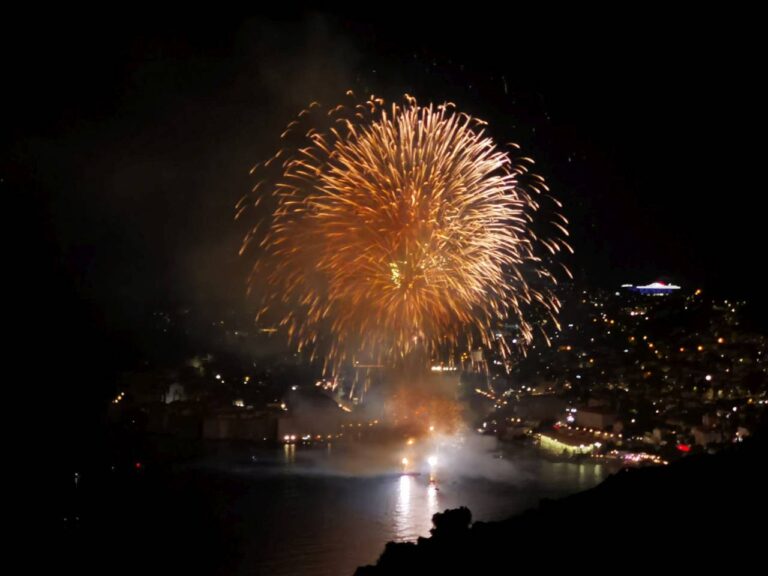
[6,10,766,433]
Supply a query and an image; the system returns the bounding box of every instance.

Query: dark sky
[6,10,766,388]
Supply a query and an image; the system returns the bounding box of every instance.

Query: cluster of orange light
[240,94,569,374]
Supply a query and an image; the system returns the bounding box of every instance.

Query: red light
[676,444,690,453]
[135,462,142,469]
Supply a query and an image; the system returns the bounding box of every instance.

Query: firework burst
[239,94,571,374]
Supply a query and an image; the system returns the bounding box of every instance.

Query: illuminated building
[624,281,681,296]
[538,431,596,455]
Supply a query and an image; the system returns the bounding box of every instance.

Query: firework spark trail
[239,94,571,374]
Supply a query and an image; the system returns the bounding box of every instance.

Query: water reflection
[427,483,439,518]
[394,475,412,540]
[283,443,296,464]
[198,443,613,575]
[392,475,444,542]
[594,463,603,479]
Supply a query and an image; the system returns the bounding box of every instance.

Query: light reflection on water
[283,443,296,464]
[394,475,412,539]
[393,476,443,541]
[427,483,439,518]
[197,444,613,576]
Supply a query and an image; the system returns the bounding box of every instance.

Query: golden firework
[239,94,570,374]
